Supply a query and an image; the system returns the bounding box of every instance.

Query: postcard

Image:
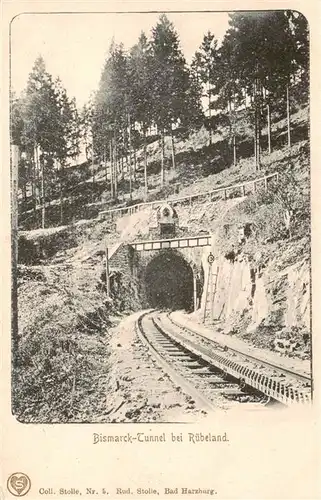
[1,1,319,499]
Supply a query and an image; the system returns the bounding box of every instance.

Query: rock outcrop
[200,239,310,357]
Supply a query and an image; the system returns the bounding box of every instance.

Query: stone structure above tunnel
[157,203,178,238]
[149,202,188,239]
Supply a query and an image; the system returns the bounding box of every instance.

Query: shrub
[255,169,310,240]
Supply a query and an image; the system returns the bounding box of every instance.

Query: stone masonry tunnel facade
[109,204,211,312]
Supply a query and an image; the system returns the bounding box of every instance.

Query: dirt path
[104,311,209,423]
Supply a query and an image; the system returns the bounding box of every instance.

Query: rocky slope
[197,237,310,360]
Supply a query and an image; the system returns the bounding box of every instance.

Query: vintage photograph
[10,10,311,424]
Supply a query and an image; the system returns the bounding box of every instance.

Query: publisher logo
[7,473,31,497]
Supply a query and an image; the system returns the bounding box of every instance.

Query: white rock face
[202,251,310,336]
[284,262,310,330]
[250,276,269,331]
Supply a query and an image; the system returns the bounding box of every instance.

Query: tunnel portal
[144,250,194,311]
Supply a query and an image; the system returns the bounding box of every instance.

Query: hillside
[14,97,311,422]
[18,103,308,230]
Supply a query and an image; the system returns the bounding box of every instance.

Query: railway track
[169,314,311,383]
[166,313,312,406]
[136,310,312,410]
[136,311,272,411]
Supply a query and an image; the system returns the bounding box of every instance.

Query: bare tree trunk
[258,80,263,166]
[105,243,110,297]
[20,159,27,202]
[144,128,148,200]
[110,140,114,199]
[286,83,291,148]
[133,147,137,181]
[160,129,165,188]
[128,114,132,200]
[34,144,40,208]
[256,122,261,169]
[26,151,33,204]
[121,154,124,180]
[125,153,129,173]
[254,79,260,171]
[104,146,108,185]
[233,135,236,166]
[228,99,233,164]
[284,209,292,239]
[91,137,95,202]
[129,150,132,201]
[113,134,118,199]
[233,94,237,166]
[253,82,256,169]
[267,103,271,154]
[257,80,261,170]
[60,162,64,225]
[23,178,27,202]
[208,75,212,146]
[122,128,126,177]
[171,125,176,170]
[254,120,257,169]
[257,99,261,169]
[32,148,37,223]
[40,154,45,229]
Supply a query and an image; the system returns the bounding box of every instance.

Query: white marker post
[203,252,214,323]
[191,263,197,313]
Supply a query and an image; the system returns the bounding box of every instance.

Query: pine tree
[217,28,246,165]
[192,32,219,145]
[128,32,154,199]
[21,56,58,227]
[80,99,95,162]
[150,14,192,184]
[94,42,128,200]
[223,13,266,168]
[223,11,308,162]
[19,56,80,227]
[290,11,309,93]
[11,93,30,202]
[54,78,80,223]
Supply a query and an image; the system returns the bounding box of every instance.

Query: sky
[10,12,230,109]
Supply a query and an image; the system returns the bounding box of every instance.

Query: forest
[11,11,309,230]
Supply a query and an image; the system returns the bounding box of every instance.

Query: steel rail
[136,311,271,412]
[166,314,311,406]
[168,314,311,384]
[135,311,217,413]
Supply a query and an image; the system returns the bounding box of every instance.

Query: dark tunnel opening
[145,250,194,311]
